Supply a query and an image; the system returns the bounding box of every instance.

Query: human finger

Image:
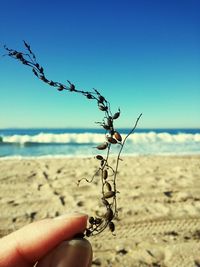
[36,238,92,267]
[0,213,88,267]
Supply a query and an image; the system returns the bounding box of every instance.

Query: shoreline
[1,153,200,160]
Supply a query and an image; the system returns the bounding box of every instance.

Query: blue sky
[0,0,199,128]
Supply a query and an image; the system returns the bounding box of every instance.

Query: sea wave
[0,132,200,145]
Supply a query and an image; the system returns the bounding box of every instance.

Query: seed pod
[96,142,108,150]
[103,169,108,180]
[102,124,111,130]
[86,93,93,99]
[11,51,17,56]
[105,182,112,191]
[40,67,44,74]
[57,85,64,91]
[110,129,115,136]
[98,105,108,111]
[102,198,110,206]
[89,216,95,224]
[69,83,75,91]
[49,80,55,86]
[96,155,104,160]
[105,208,113,221]
[67,80,75,91]
[104,191,115,199]
[40,76,48,83]
[85,228,92,237]
[109,221,115,232]
[107,136,117,144]
[95,218,102,225]
[114,131,122,142]
[100,160,104,167]
[16,53,23,59]
[98,95,105,103]
[113,109,120,120]
[21,58,27,65]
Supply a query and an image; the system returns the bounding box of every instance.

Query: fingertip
[53,212,88,221]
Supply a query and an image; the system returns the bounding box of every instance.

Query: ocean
[0,128,200,158]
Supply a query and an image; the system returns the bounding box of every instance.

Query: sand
[0,156,200,266]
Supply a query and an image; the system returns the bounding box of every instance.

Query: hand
[0,213,92,267]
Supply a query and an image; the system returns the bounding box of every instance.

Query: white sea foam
[127,132,200,143]
[2,133,104,144]
[1,132,200,144]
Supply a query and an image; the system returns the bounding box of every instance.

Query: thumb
[36,238,92,267]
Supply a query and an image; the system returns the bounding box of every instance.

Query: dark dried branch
[3,41,142,237]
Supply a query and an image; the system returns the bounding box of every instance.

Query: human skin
[0,213,92,267]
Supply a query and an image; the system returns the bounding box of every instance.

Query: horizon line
[0,127,200,130]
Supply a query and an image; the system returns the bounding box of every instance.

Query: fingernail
[54,212,88,220]
[51,238,92,267]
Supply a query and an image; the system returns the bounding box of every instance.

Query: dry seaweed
[4,41,142,236]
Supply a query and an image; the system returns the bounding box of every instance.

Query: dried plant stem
[112,113,142,216]
[3,41,142,237]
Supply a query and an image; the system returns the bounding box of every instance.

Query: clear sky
[0,0,199,128]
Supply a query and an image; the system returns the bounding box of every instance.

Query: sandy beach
[1,156,200,266]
